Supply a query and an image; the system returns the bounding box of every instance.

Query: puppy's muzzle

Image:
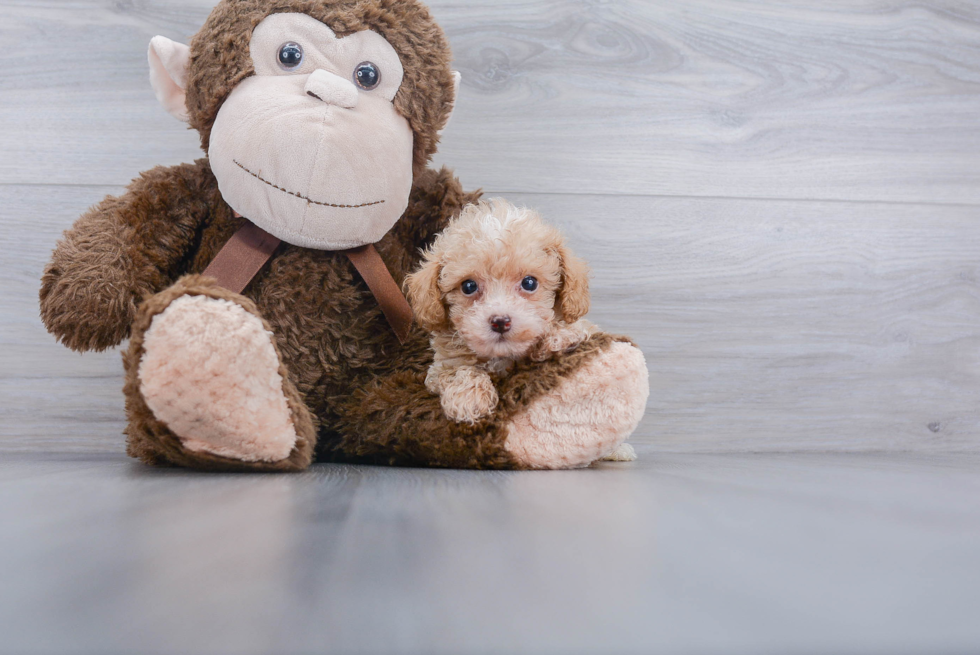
[490,316,512,334]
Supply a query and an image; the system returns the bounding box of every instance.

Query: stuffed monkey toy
[39,0,649,472]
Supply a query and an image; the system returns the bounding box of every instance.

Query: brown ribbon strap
[343,244,414,345]
[203,219,413,344]
[202,221,281,295]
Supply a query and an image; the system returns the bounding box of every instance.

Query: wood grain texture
[1,450,979,654]
[6,185,980,453]
[2,0,980,454]
[436,0,980,202]
[3,4,980,652]
[0,184,127,453]
[504,192,980,452]
[0,0,978,203]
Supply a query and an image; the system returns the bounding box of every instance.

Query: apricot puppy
[405,199,595,423]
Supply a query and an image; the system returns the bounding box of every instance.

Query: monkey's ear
[148,36,191,123]
[438,71,462,137]
[556,246,591,323]
[405,257,449,333]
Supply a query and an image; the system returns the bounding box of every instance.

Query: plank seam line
[482,190,980,209]
[3,183,979,209]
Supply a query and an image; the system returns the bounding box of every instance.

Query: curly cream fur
[406,199,596,423]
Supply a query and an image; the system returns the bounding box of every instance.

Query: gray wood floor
[1,448,979,655]
[2,1,980,653]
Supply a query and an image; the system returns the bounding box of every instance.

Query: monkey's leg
[123,275,316,472]
[502,338,648,468]
[327,333,648,470]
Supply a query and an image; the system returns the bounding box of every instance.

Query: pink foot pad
[138,295,297,463]
[505,342,649,469]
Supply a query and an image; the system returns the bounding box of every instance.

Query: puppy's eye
[521,276,539,292]
[278,42,304,70]
[461,280,479,296]
[354,62,381,90]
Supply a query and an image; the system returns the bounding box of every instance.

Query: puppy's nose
[490,316,512,334]
[305,69,358,109]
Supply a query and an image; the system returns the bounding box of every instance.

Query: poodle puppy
[405,199,597,424]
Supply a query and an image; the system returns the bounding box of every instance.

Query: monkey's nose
[304,69,358,109]
[490,316,512,334]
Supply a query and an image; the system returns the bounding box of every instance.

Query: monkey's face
[208,13,415,250]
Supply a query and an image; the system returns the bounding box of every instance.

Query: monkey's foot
[124,276,315,471]
[504,341,648,469]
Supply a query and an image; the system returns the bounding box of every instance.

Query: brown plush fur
[38,0,627,471]
[333,332,629,469]
[39,161,221,352]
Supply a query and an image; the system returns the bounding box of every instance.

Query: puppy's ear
[556,244,591,322]
[405,257,449,333]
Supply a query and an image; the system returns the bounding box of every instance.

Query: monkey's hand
[40,161,216,352]
[439,366,499,424]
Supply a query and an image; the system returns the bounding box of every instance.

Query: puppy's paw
[440,368,499,423]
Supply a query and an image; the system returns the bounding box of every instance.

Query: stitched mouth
[233,160,385,209]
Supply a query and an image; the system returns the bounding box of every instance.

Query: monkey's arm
[40,160,217,352]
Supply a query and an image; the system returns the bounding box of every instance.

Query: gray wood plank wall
[2,0,979,453]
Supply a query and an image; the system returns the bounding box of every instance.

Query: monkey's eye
[461,280,479,296]
[277,42,304,70]
[354,62,381,90]
[521,276,539,292]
